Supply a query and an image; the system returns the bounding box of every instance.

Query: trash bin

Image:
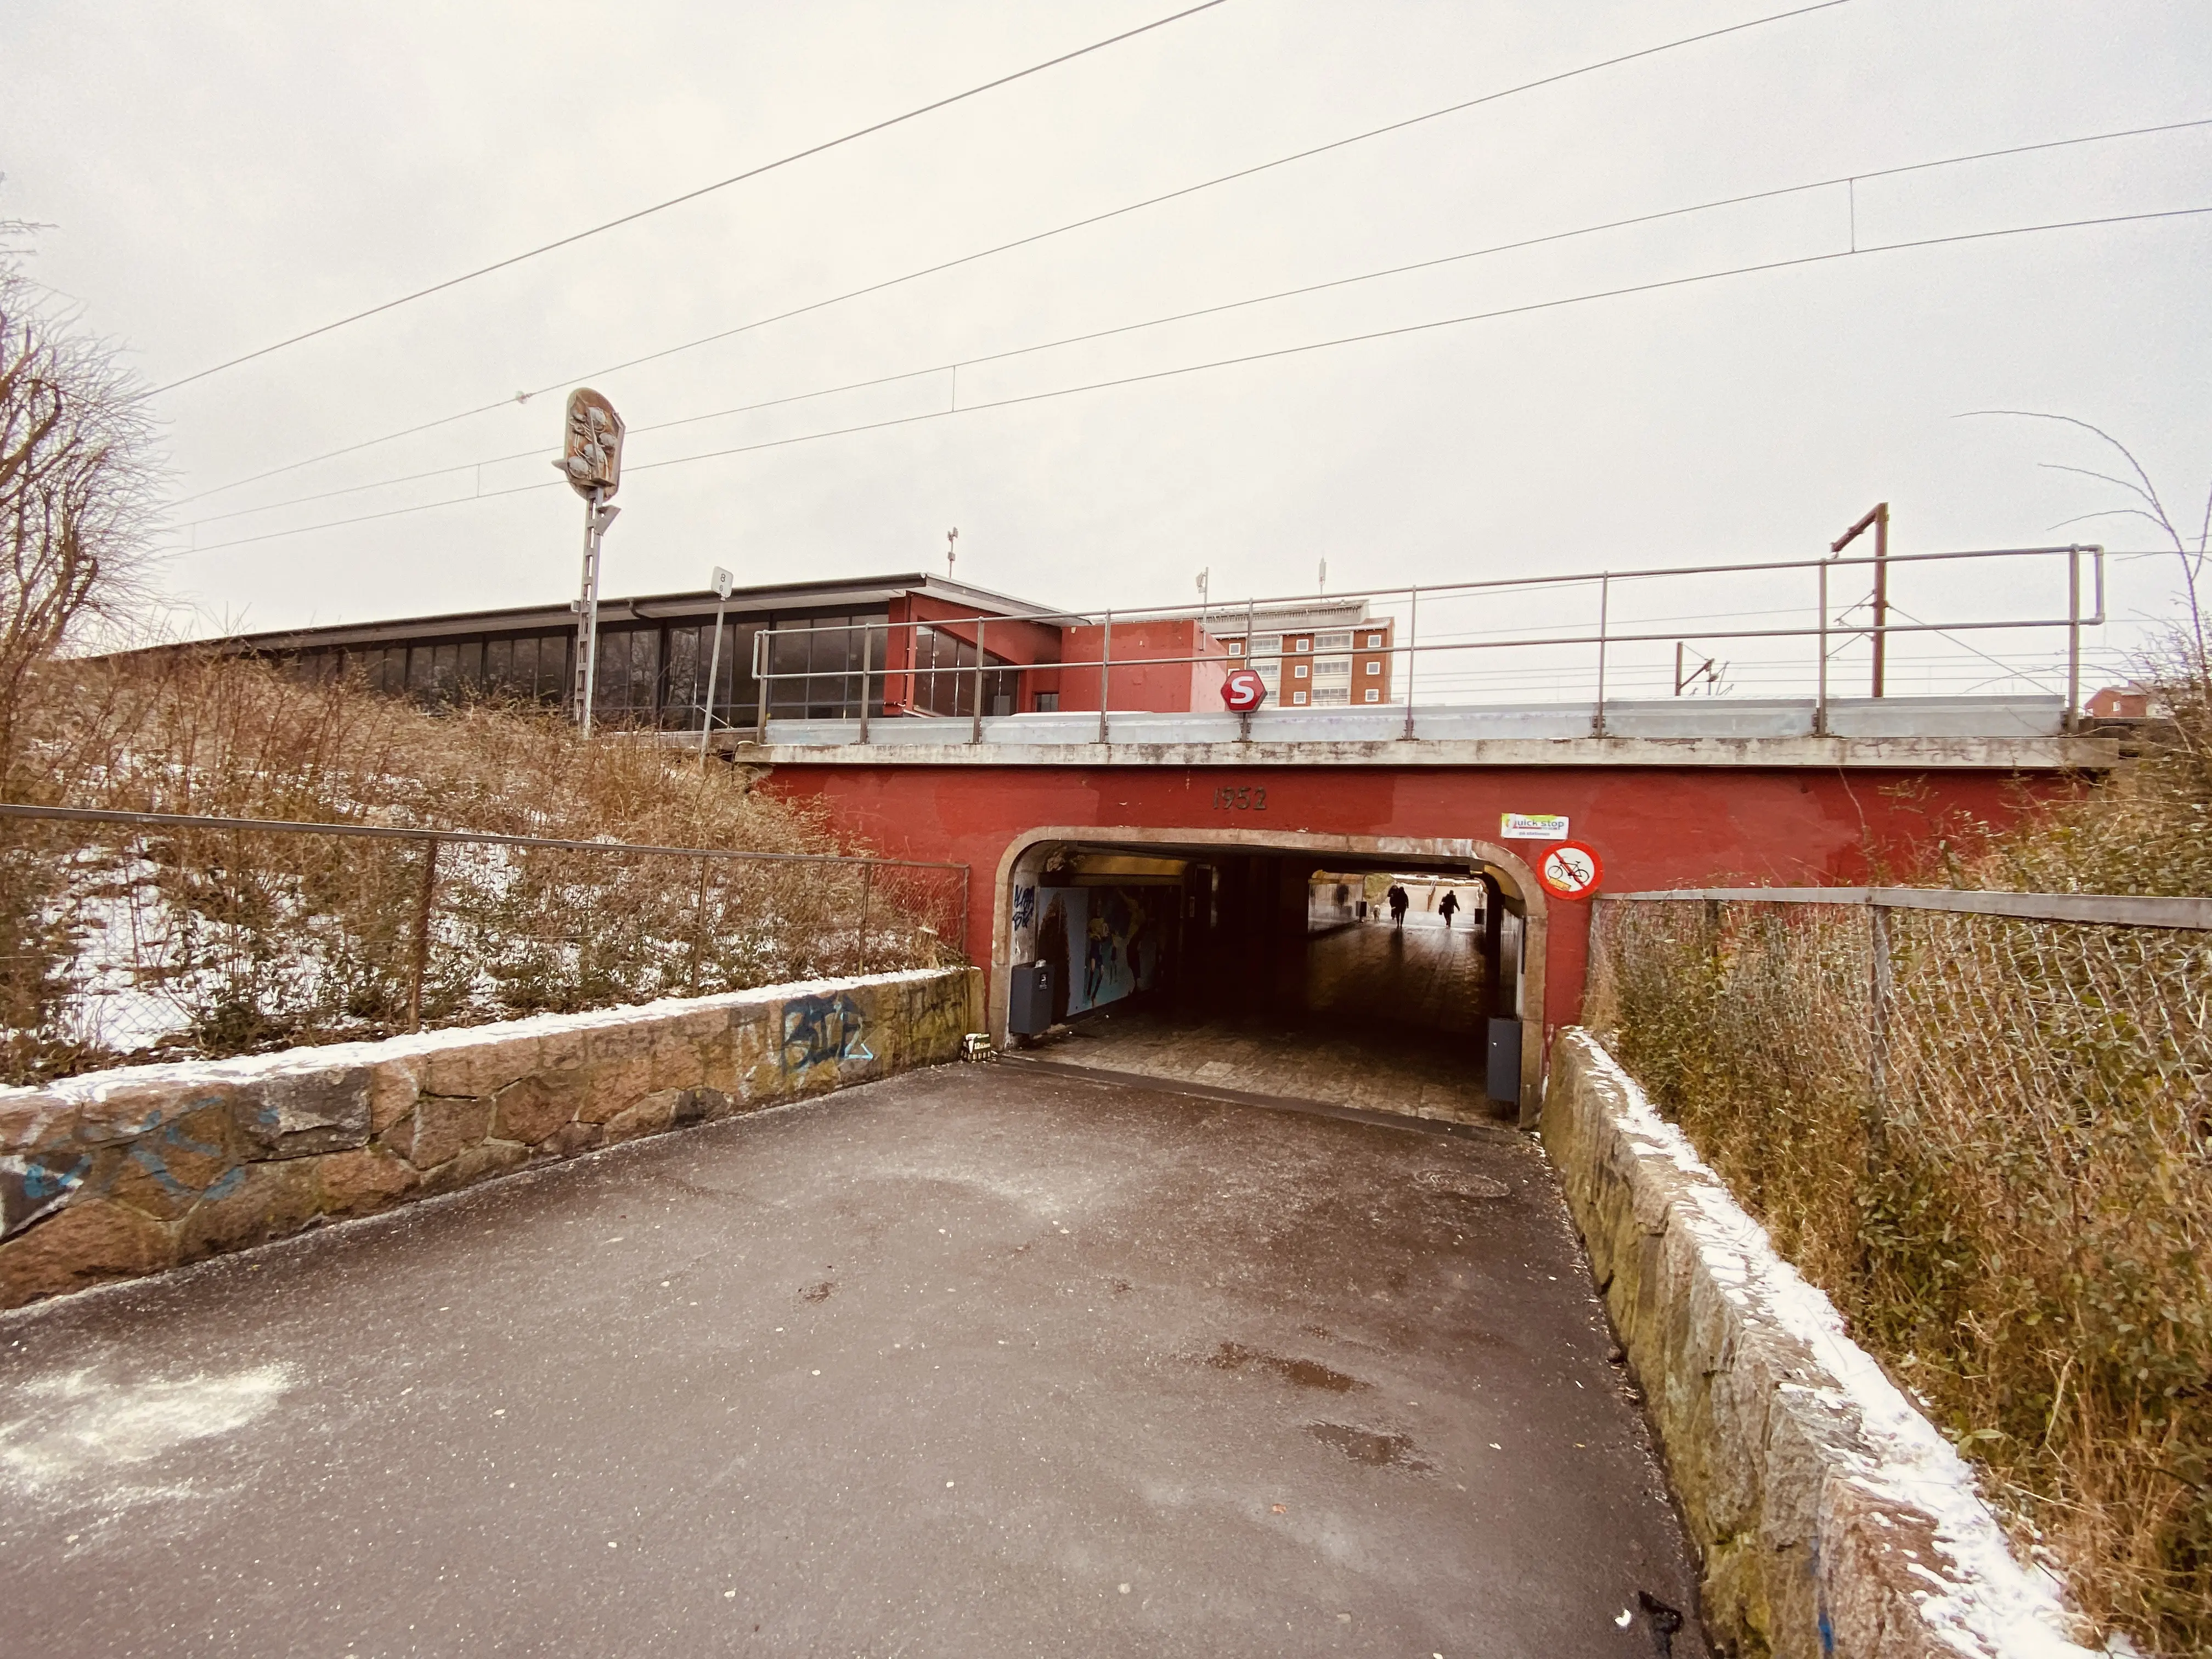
[1008,960,1056,1036]
[1486,1018,1522,1106]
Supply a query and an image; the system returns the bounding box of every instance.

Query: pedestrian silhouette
[1438,890,1460,928]
[1387,884,1410,926]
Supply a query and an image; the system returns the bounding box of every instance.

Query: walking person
[1438,889,1460,928]
[1387,883,1410,927]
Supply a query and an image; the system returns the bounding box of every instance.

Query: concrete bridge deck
[1,1062,1706,1658]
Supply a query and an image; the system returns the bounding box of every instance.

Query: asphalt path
[0,1061,1706,1657]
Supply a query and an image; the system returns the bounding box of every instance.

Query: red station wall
[761,762,2052,1050]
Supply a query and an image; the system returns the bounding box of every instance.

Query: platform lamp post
[556,388,625,735]
[698,564,735,761]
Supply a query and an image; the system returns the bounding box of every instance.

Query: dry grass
[0,650,961,1079]
[1588,665,2212,1657]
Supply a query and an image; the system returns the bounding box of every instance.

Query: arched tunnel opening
[998,833,1543,1125]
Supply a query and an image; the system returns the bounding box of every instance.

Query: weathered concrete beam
[735,733,2113,771]
[0,968,980,1310]
[1541,1029,2093,1659]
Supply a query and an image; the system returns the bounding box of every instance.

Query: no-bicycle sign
[1537,840,1604,901]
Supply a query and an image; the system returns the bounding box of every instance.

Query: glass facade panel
[592,628,659,726]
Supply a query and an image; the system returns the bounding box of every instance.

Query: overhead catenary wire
[172,113,2212,533]
[144,0,1234,398]
[169,201,2212,558]
[171,0,1853,504]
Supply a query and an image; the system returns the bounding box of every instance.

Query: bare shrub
[1589,888,2211,1655]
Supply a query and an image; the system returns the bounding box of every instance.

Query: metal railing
[744,544,2106,744]
[0,802,967,1082]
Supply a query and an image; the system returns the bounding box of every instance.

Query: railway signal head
[557,387,624,498]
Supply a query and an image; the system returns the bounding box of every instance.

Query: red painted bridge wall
[763,763,2048,1043]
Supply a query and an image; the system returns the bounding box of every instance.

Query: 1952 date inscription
[1212,785,1267,811]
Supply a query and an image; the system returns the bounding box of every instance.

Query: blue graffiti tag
[781,993,874,1073]
[122,1118,235,1199]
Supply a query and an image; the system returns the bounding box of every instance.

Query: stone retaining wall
[0,967,980,1310]
[1542,1029,2091,1659]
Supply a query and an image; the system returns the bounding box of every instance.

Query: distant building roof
[198,572,1081,654]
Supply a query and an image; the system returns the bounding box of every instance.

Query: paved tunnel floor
[0,1063,1705,1658]
[1048,917,1500,1125]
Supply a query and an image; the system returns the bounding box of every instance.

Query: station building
[224,573,1397,728]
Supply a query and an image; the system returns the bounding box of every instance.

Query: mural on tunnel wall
[1039,886,1160,1015]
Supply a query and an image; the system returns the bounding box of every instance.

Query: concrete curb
[1542,1029,2094,1659]
[0,967,980,1310]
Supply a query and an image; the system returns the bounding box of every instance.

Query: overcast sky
[4,0,2208,692]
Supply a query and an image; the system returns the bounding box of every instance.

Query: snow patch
[0,1362,294,1498]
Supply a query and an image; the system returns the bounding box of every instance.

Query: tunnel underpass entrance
[992,828,1548,1125]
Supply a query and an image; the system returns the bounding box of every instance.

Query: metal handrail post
[1243,595,1257,741]
[858,623,873,744]
[406,837,439,1032]
[754,629,771,744]
[2066,549,2081,732]
[1867,900,1892,1150]
[1400,588,1418,740]
[1815,560,1829,736]
[1594,573,1610,737]
[854,864,873,975]
[970,617,986,744]
[1097,611,1113,743]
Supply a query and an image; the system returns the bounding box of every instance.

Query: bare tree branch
[0,232,162,776]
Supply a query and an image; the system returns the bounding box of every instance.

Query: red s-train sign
[1221,667,1267,712]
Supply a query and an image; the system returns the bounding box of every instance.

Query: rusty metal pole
[1830,501,1889,700]
[406,837,440,1032]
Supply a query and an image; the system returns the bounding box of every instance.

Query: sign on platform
[1537,840,1604,901]
[1500,812,1570,840]
[1221,667,1267,712]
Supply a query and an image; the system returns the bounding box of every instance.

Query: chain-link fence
[0,804,967,1085]
[1585,887,2212,1652]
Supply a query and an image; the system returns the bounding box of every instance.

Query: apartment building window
[1293,637,1311,652]
[1293,690,1308,705]
[1364,687,1381,702]
[1293,663,1309,679]
[1316,631,1351,651]
[1227,640,1244,657]
[1365,633,1384,648]
[1365,660,1381,675]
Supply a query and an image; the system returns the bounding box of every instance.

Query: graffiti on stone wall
[1011,884,1036,933]
[781,992,874,1075]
